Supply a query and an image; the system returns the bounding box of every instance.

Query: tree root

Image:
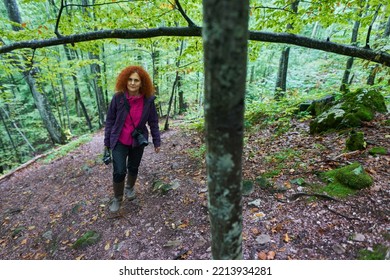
[289,192,339,202]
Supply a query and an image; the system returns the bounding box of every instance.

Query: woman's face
[127,72,142,95]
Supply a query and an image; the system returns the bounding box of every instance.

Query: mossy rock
[310,88,387,134]
[310,104,346,134]
[306,95,335,116]
[321,162,373,195]
[72,230,100,249]
[255,176,273,189]
[242,180,254,196]
[369,146,388,156]
[152,180,173,194]
[345,131,366,151]
[344,88,387,113]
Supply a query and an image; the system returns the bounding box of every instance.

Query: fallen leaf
[21,239,27,245]
[125,230,130,237]
[104,242,110,250]
[283,233,290,243]
[258,251,267,260]
[271,223,283,233]
[76,254,85,260]
[267,251,276,260]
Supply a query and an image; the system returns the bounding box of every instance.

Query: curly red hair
[115,66,155,98]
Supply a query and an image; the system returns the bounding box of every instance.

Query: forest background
[0,0,389,261]
[0,0,389,173]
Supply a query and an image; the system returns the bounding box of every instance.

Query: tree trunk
[340,13,362,92]
[275,47,290,99]
[203,0,249,260]
[89,51,105,128]
[63,46,93,131]
[274,1,299,99]
[385,16,390,37]
[164,40,184,129]
[0,106,35,153]
[0,106,20,162]
[4,0,65,144]
[164,72,179,131]
[367,14,389,85]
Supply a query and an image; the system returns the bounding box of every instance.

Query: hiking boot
[109,196,122,212]
[109,181,124,212]
[125,175,137,200]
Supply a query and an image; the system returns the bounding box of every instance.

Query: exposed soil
[0,115,389,260]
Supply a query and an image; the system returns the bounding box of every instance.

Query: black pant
[112,142,145,183]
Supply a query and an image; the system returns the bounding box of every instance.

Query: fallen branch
[0,153,46,184]
[323,204,361,220]
[289,192,339,202]
[332,150,362,160]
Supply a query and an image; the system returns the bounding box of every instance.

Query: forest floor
[0,114,389,260]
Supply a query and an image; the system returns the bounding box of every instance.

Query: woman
[104,65,161,213]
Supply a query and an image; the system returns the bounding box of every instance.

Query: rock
[42,230,53,241]
[332,244,346,254]
[352,233,366,242]
[309,88,387,134]
[248,199,262,208]
[163,239,182,248]
[255,234,271,245]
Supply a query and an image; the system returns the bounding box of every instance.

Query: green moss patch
[310,88,387,134]
[346,131,366,151]
[320,162,373,197]
[72,230,101,249]
[368,146,388,156]
[358,244,388,260]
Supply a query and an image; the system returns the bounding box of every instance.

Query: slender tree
[340,2,364,92]
[275,0,300,100]
[203,0,249,259]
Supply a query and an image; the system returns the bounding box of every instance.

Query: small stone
[256,234,271,245]
[42,231,53,241]
[352,233,365,242]
[332,244,346,254]
[248,199,262,208]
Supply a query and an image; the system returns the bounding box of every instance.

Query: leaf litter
[0,115,389,260]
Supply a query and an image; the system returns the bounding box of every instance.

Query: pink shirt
[118,93,144,146]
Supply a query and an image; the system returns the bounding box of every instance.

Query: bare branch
[365,4,382,49]
[0,27,389,66]
[54,0,64,37]
[174,0,197,27]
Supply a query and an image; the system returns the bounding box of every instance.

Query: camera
[132,128,148,147]
[102,148,111,165]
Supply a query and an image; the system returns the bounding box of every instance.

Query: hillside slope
[0,115,389,260]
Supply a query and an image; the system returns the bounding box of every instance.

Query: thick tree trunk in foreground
[203,0,249,260]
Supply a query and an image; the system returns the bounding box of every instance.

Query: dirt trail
[0,118,389,260]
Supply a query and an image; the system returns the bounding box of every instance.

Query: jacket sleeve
[147,99,161,148]
[104,95,117,148]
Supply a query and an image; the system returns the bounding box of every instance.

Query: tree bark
[203,0,249,260]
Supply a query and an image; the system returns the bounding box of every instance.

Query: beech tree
[1,0,389,260]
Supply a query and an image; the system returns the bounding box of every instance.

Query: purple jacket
[104,93,161,150]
